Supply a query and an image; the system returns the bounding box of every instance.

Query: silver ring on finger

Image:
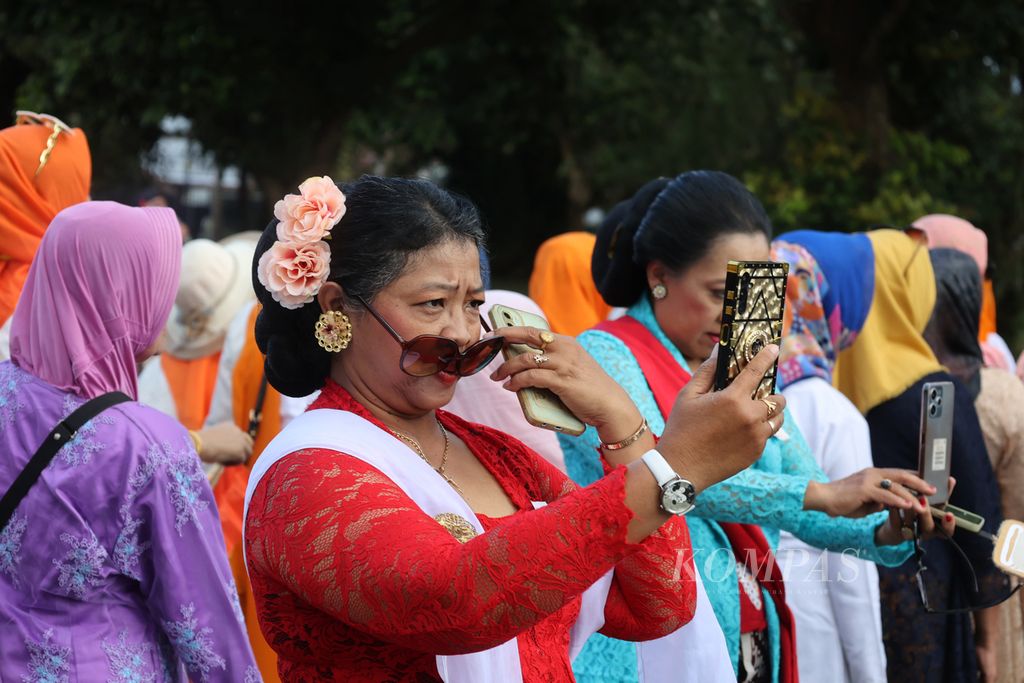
[532,354,550,366]
[880,478,893,490]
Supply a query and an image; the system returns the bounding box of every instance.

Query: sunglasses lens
[401,337,459,376]
[456,338,505,376]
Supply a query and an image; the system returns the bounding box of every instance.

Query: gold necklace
[391,417,464,497]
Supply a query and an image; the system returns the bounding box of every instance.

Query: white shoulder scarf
[243,409,613,682]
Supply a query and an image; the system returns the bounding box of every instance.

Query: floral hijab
[771,231,875,389]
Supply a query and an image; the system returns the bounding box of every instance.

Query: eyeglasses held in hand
[912,522,1022,615]
[353,294,504,377]
[14,110,72,177]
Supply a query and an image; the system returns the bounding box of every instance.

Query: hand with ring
[803,466,950,524]
[488,326,644,439]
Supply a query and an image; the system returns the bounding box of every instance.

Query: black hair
[592,170,772,306]
[252,175,486,397]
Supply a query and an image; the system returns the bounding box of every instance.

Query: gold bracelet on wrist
[187,429,203,454]
[600,417,649,451]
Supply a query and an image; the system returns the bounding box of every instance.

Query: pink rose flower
[274,175,346,244]
[257,240,332,309]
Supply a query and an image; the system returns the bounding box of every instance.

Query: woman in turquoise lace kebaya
[559,172,953,683]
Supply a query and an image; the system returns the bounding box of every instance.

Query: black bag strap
[0,391,131,533]
[246,374,269,439]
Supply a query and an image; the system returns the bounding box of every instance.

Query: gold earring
[314,310,352,352]
[651,284,668,300]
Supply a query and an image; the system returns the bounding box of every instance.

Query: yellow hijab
[834,229,944,414]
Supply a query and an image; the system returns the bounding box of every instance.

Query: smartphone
[487,304,586,436]
[930,503,985,533]
[993,520,1024,578]
[713,261,789,400]
[919,381,954,506]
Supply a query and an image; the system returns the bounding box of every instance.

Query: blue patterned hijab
[771,230,874,388]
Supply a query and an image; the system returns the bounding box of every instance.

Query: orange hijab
[529,231,611,336]
[0,121,91,325]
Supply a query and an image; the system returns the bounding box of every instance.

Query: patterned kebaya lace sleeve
[122,410,260,682]
[570,329,911,567]
[246,447,694,654]
[523,443,697,641]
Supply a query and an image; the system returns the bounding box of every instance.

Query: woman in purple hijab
[0,202,259,681]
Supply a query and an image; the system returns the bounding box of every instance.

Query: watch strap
[640,449,678,487]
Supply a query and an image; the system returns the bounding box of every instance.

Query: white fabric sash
[636,566,735,683]
[243,409,612,682]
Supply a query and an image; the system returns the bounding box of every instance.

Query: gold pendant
[433,513,479,543]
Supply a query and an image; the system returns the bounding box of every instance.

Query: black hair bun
[251,219,331,397]
[592,177,670,307]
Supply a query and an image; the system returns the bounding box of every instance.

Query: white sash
[243,409,613,682]
[636,567,736,683]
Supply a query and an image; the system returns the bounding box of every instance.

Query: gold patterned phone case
[713,261,789,400]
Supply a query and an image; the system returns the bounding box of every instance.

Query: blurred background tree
[1,0,1022,344]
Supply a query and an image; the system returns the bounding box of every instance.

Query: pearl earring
[651,284,667,300]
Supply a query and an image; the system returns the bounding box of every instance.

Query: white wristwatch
[641,449,696,516]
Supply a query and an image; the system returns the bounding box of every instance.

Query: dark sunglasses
[353,294,504,377]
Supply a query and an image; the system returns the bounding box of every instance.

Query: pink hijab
[9,201,181,399]
[912,214,987,272]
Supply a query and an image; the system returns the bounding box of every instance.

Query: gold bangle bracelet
[188,429,203,454]
[601,418,649,451]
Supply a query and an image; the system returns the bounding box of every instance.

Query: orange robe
[0,123,91,325]
[216,305,282,681]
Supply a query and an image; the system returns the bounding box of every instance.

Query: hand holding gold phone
[487,304,586,436]
[712,260,789,399]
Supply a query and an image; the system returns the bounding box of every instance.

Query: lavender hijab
[9,201,181,398]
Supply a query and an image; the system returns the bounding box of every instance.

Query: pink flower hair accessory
[258,176,345,309]
[257,240,332,310]
[274,175,347,244]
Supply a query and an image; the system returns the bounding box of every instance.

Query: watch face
[662,478,695,515]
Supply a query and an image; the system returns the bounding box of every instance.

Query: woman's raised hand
[656,345,786,493]
[488,326,646,439]
[490,327,785,493]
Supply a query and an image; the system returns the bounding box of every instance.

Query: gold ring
[533,354,550,365]
[767,417,777,433]
[760,398,778,421]
[539,330,555,351]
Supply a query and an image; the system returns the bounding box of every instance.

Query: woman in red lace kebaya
[242,175,788,681]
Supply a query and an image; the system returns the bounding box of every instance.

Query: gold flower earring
[314,310,353,352]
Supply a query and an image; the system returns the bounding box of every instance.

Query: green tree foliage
[2,1,1022,343]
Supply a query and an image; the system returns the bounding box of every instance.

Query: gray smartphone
[919,381,954,506]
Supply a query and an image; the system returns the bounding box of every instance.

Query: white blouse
[778,376,887,683]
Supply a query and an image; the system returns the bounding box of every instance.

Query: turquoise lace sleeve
[776,425,912,565]
[561,328,912,567]
[560,330,666,488]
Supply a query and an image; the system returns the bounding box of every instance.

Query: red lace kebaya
[245,380,697,681]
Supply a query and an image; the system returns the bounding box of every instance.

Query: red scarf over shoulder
[595,316,797,682]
